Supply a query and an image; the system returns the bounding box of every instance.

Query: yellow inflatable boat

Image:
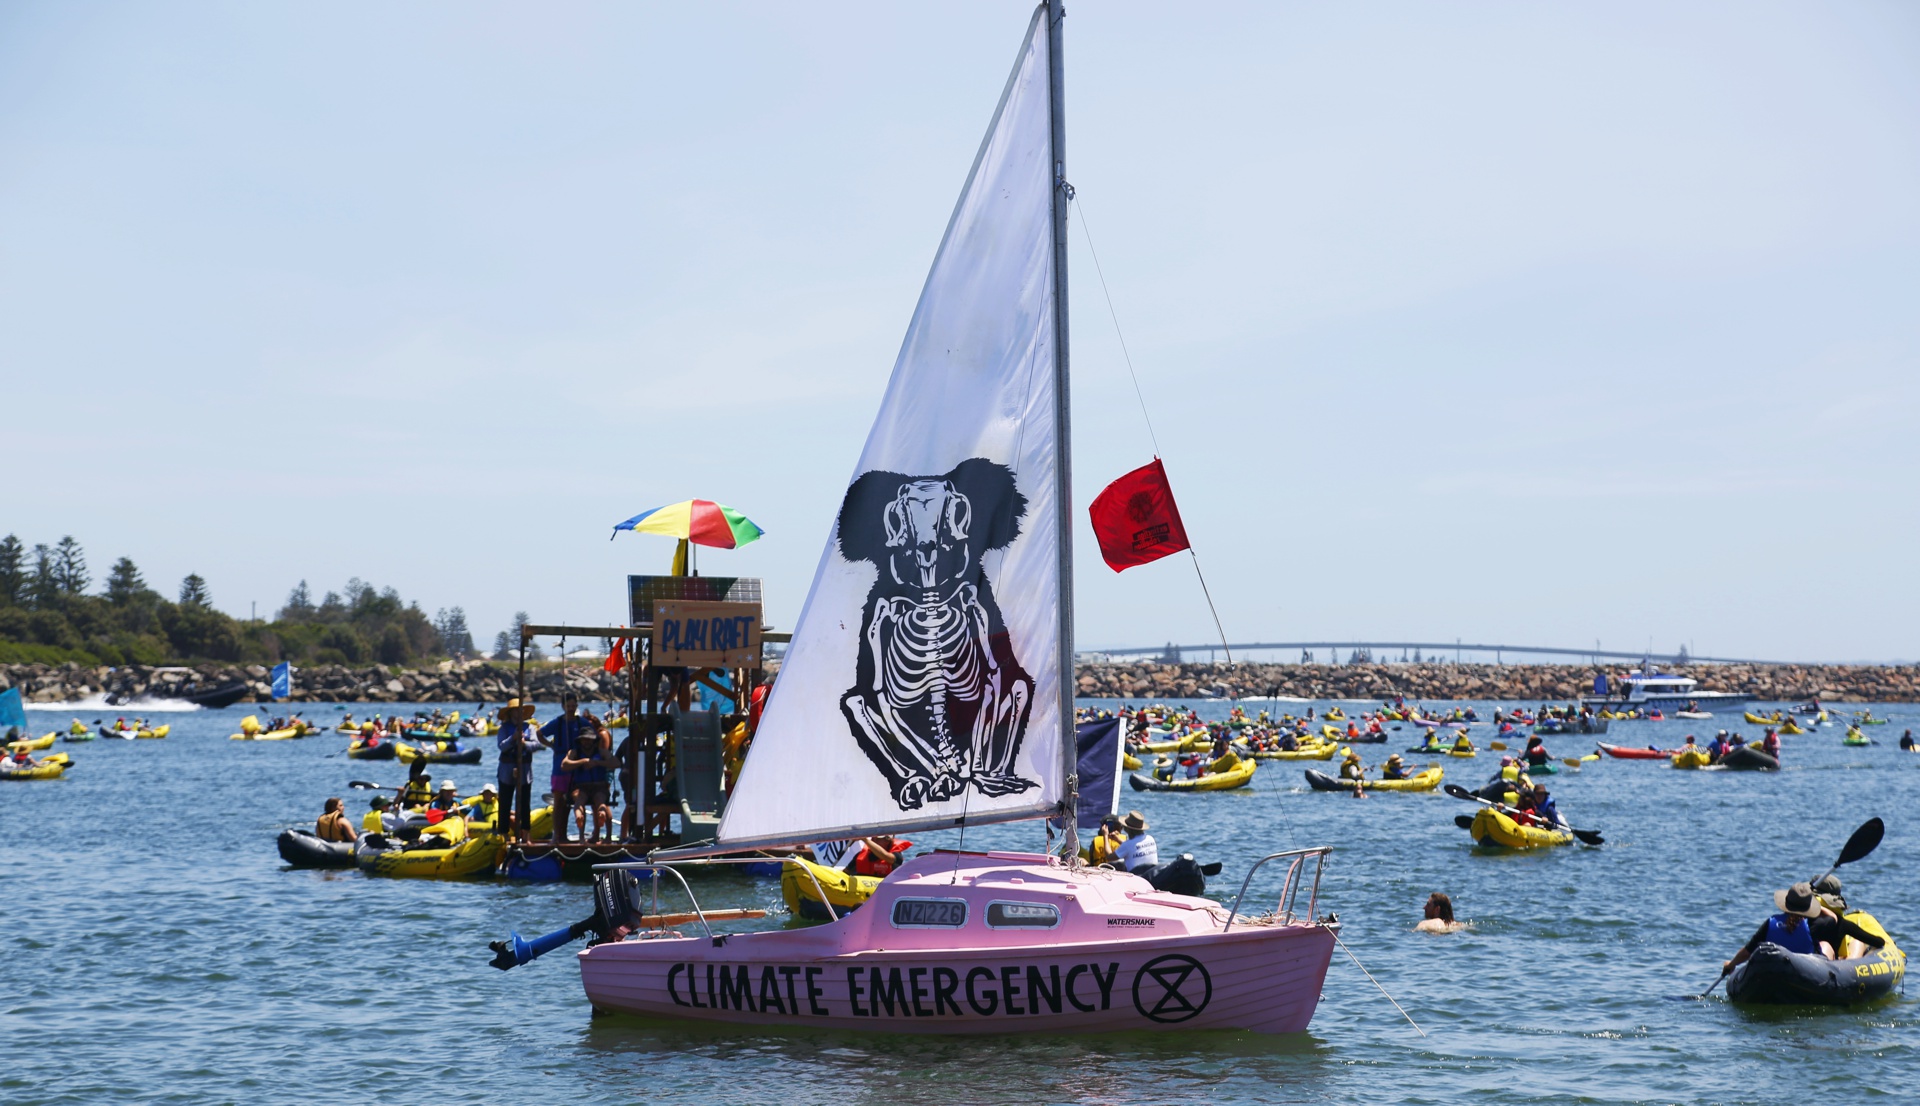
[1,752,70,780]
[9,731,56,752]
[355,831,501,879]
[1671,748,1712,769]
[1468,806,1573,849]
[782,856,880,921]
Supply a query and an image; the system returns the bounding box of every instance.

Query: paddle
[1454,814,1475,830]
[1489,741,1508,751]
[1443,783,1604,846]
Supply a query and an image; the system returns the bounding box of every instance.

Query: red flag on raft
[1088,458,1191,572]
[604,638,627,675]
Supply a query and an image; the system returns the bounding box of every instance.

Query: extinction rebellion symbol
[1131,954,1212,1023]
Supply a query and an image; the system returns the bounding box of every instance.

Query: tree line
[0,533,480,668]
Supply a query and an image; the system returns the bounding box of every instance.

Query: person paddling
[1723,882,1883,974]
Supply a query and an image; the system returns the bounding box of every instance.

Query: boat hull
[579,924,1335,1034]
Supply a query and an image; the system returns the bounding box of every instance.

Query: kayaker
[1809,874,1848,914]
[1523,735,1550,767]
[399,761,433,809]
[495,698,540,842]
[1528,784,1564,829]
[1380,754,1408,781]
[430,779,463,812]
[362,795,399,833]
[315,797,357,844]
[463,783,499,827]
[1762,728,1782,759]
[1451,731,1474,754]
[1415,892,1466,934]
[1339,750,1365,781]
[851,834,912,877]
[1723,882,1884,974]
[1114,811,1159,879]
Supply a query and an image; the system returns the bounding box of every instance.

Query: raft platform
[500,841,787,882]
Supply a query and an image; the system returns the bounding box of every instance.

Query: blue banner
[0,687,26,733]
[1075,716,1122,831]
[271,663,292,700]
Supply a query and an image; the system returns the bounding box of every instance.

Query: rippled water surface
[3,699,1915,1105]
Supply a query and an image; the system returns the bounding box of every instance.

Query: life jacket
[1764,914,1817,955]
[362,809,385,832]
[851,838,911,877]
[316,810,352,842]
[401,779,431,807]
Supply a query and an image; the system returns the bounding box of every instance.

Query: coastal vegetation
[0,533,474,668]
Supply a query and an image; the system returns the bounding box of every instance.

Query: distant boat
[111,681,249,709]
[1580,669,1750,715]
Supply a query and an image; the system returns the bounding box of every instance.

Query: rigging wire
[1072,194,1232,665]
[1333,932,1428,1037]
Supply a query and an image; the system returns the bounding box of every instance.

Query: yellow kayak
[1242,742,1337,761]
[1469,806,1572,849]
[782,856,880,921]
[1137,733,1210,754]
[136,725,169,740]
[9,731,57,752]
[1671,749,1712,769]
[1365,766,1444,792]
[355,832,501,879]
[1130,754,1257,792]
[1324,708,1346,721]
[1121,751,1143,770]
[1744,711,1788,726]
[231,726,302,741]
[1,752,70,780]
[1448,746,1477,758]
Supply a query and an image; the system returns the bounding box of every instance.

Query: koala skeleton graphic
[837,458,1037,810]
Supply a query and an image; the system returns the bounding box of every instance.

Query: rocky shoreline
[0,660,626,706]
[4,659,1919,706]
[1071,661,1920,704]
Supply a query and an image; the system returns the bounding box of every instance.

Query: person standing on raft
[495,698,540,842]
[1722,882,1884,975]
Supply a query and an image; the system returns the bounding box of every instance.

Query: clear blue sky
[4,2,1916,662]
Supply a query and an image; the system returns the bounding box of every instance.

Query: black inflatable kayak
[1304,769,1365,792]
[277,828,356,869]
[1720,745,1780,771]
[1728,930,1904,1005]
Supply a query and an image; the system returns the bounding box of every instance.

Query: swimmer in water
[1415,891,1468,934]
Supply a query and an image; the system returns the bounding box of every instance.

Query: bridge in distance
[1086,641,1795,666]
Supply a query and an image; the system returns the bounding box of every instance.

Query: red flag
[1088,458,1191,572]
[603,637,626,674]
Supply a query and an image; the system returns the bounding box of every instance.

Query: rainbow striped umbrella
[611,500,766,549]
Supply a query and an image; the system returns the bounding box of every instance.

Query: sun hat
[1773,881,1823,918]
[1120,811,1149,834]
[439,780,458,792]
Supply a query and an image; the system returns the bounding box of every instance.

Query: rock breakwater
[1073,662,1920,703]
[5,660,1917,706]
[0,660,625,706]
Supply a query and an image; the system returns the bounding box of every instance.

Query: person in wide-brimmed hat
[495,697,541,843]
[1722,881,1886,978]
[1114,811,1159,876]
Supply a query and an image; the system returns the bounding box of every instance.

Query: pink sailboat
[566,1,1341,1033]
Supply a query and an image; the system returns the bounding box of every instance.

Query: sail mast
[1046,0,1078,857]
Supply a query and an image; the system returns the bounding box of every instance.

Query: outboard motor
[489,869,645,971]
[1145,854,1224,897]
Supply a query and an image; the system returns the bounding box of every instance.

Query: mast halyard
[1046,0,1078,858]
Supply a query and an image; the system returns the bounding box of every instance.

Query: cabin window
[890,898,968,929]
[985,901,1060,929]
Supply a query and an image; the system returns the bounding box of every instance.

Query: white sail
[712,7,1061,850]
